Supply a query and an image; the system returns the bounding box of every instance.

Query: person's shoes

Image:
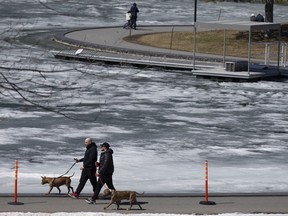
[85,198,96,204]
[68,192,79,199]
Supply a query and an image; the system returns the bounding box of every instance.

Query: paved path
[1,194,288,214]
[55,25,228,62]
[57,25,196,56]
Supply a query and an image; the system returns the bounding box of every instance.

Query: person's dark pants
[91,174,115,200]
[130,17,137,29]
[75,167,97,195]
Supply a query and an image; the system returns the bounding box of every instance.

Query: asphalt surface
[57,25,196,55]
[0,194,288,214]
[1,193,288,214]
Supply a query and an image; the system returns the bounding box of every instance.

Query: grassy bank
[125,29,287,59]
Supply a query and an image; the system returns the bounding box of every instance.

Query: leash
[57,161,77,178]
[98,176,109,189]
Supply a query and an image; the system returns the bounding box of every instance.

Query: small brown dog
[103,188,144,210]
[41,173,74,195]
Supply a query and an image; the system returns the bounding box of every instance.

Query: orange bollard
[8,160,24,205]
[199,160,216,205]
[204,160,209,202]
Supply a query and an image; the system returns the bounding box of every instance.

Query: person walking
[129,3,139,30]
[69,137,98,199]
[85,142,115,204]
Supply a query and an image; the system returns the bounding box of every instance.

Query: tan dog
[41,173,74,195]
[103,188,144,210]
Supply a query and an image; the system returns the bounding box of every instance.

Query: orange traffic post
[199,160,216,205]
[8,160,24,205]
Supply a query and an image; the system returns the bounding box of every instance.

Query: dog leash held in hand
[57,161,77,178]
[98,176,109,189]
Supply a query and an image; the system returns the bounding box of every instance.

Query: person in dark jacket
[85,142,115,204]
[256,13,264,22]
[129,3,139,30]
[69,137,98,199]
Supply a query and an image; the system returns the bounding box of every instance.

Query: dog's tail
[68,172,75,178]
[136,192,145,195]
